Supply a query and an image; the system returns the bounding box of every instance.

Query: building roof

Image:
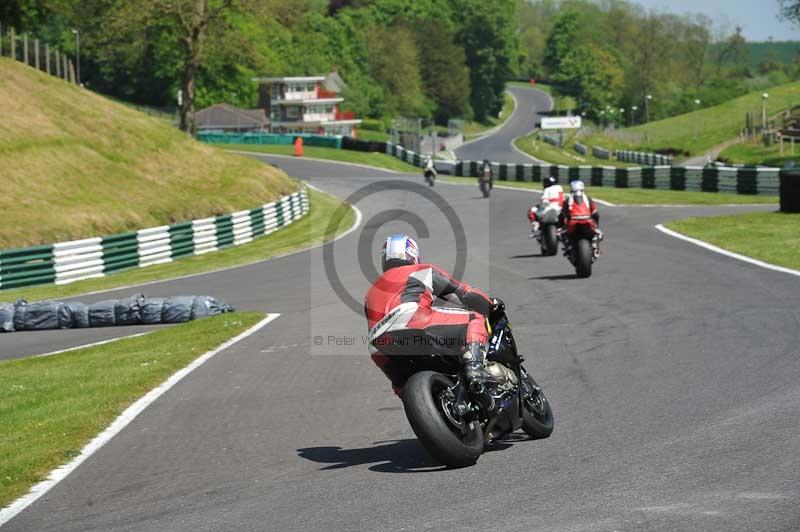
[253,76,325,83]
[196,103,268,130]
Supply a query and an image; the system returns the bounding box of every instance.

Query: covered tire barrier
[0,294,234,333]
[780,167,800,213]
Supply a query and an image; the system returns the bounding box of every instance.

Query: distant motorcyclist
[480,159,494,183]
[527,176,565,238]
[423,156,437,185]
[560,180,602,250]
[364,234,505,405]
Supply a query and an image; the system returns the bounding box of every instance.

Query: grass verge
[0,311,265,508]
[513,132,636,167]
[223,144,419,173]
[582,81,800,157]
[719,141,799,167]
[0,188,355,303]
[0,58,295,248]
[463,92,515,139]
[666,212,799,270]
[439,175,777,205]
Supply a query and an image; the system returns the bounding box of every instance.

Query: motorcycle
[401,304,554,468]
[534,203,561,256]
[424,168,437,187]
[562,220,601,278]
[479,166,493,198]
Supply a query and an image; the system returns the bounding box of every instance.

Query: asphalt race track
[454,85,553,163]
[3,91,799,531]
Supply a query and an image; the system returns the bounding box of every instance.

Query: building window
[286,106,299,120]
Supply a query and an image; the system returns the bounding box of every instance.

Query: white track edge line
[0,312,281,528]
[31,332,154,358]
[655,224,800,278]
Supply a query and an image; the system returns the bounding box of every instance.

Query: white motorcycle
[534,202,561,256]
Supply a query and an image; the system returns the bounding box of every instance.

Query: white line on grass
[0,312,281,528]
[655,224,800,278]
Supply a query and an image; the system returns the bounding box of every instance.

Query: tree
[779,0,800,25]
[714,26,749,74]
[364,23,429,117]
[553,44,622,115]
[455,0,519,121]
[104,0,252,134]
[413,20,470,122]
[543,10,579,76]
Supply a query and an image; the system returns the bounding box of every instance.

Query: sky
[633,0,798,41]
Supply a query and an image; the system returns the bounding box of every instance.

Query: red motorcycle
[562,218,601,278]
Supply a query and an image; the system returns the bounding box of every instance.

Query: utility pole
[645,94,652,123]
[694,99,701,141]
[761,93,769,132]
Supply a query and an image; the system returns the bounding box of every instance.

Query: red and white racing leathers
[528,185,564,223]
[562,194,599,236]
[364,263,494,394]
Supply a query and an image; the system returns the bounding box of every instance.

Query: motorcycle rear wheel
[543,224,558,256]
[403,371,484,468]
[575,238,593,278]
[480,182,490,198]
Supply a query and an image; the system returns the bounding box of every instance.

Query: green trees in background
[1,0,518,130]
[520,0,800,123]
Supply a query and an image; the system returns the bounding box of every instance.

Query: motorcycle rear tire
[520,372,554,439]
[480,182,490,198]
[543,225,558,256]
[403,371,484,468]
[575,238,592,278]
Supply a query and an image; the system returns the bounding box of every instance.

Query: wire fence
[0,22,78,85]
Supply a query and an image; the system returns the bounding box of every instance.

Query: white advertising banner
[541,116,582,129]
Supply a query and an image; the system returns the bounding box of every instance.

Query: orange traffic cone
[294,136,304,157]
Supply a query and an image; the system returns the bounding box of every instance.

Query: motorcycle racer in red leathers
[364,235,504,405]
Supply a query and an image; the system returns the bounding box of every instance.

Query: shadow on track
[297,439,448,473]
[510,253,548,259]
[529,274,578,281]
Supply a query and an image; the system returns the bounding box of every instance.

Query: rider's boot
[462,343,496,414]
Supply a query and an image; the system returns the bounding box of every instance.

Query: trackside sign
[541,116,582,129]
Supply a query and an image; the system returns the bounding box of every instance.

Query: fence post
[70,60,76,84]
[23,33,28,64]
[34,38,40,70]
[10,27,15,60]
[62,53,68,80]
[55,49,61,78]
[45,44,50,74]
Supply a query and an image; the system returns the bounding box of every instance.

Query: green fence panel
[641,167,656,189]
[701,167,719,192]
[614,167,629,188]
[515,164,525,182]
[169,222,195,258]
[670,167,687,190]
[531,165,543,182]
[102,232,139,273]
[215,214,235,248]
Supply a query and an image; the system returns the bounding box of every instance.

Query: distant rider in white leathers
[528,176,564,238]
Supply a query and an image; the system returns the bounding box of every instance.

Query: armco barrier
[593,146,611,160]
[198,131,342,149]
[0,189,308,290]
[574,142,588,156]
[616,149,673,166]
[384,142,779,196]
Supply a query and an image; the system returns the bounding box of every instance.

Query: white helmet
[381,234,420,271]
[570,180,585,193]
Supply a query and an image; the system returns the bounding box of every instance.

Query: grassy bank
[719,141,799,167]
[439,175,777,205]
[463,92,515,139]
[0,58,296,248]
[0,187,354,303]
[224,144,419,173]
[667,212,799,270]
[582,81,800,157]
[0,311,265,508]
[514,132,636,168]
